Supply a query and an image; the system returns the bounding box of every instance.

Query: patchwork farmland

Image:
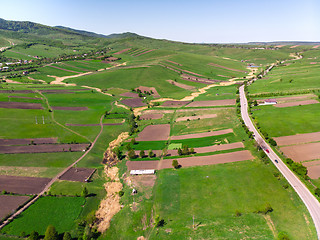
[0,21,319,240]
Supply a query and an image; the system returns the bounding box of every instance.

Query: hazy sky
[0,0,319,43]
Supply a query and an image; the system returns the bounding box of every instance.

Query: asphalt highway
[239,85,320,239]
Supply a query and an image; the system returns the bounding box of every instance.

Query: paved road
[239,85,320,239]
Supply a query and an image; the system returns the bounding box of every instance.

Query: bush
[148,150,155,158]
[44,225,58,240]
[235,210,242,217]
[139,150,145,158]
[278,232,290,240]
[128,149,136,159]
[315,188,320,197]
[172,160,179,169]
[269,138,277,146]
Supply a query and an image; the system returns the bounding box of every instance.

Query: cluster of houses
[0,60,34,71]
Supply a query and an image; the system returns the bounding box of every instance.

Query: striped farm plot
[126,150,253,170]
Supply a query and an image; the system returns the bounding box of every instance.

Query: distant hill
[247,41,320,46]
[55,26,142,39]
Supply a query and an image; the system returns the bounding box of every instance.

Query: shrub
[315,188,320,197]
[172,160,179,169]
[235,210,242,217]
[139,150,145,158]
[44,225,58,240]
[278,232,290,240]
[128,149,136,159]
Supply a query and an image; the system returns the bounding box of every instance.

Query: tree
[28,231,39,240]
[315,188,320,197]
[253,100,258,106]
[172,160,179,169]
[148,150,154,158]
[81,187,88,197]
[131,138,136,145]
[139,150,145,158]
[44,225,58,240]
[62,232,72,240]
[177,148,182,156]
[128,149,136,159]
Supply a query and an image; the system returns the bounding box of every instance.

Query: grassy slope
[1,197,85,235]
[68,65,191,99]
[150,162,315,239]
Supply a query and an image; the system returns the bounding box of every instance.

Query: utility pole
[42,116,44,124]
[35,116,38,124]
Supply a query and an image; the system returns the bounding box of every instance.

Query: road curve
[239,85,320,239]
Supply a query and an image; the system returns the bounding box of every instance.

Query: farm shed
[130,170,155,175]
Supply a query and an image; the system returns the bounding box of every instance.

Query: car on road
[265,149,269,153]
[275,159,278,163]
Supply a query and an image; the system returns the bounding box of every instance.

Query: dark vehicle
[265,149,269,153]
[275,159,278,163]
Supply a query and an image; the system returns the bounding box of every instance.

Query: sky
[0,0,319,43]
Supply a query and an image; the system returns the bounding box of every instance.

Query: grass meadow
[1,196,85,235]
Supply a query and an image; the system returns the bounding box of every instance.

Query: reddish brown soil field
[0,175,51,194]
[0,137,58,146]
[275,95,316,102]
[59,168,96,182]
[136,124,170,141]
[135,86,160,98]
[126,160,158,171]
[165,60,182,66]
[313,45,320,49]
[176,113,217,122]
[66,123,122,126]
[9,96,42,100]
[162,101,191,107]
[274,132,320,146]
[51,106,89,111]
[186,99,236,107]
[310,62,318,65]
[120,92,139,98]
[114,48,132,55]
[48,65,81,74]
[281,142,320,162]
[305,165,320,179]
[194,142,244,154]
[275,45,285,48]
[0,90,34,93]
[0,101,43,109]
[121,98,146,108]
[129,175,157,187]
[0,195,30,220]
[126,150,253,170]
[140,113,163,120]
[208,63,246,73]
[166,80,196,90]
[275,100,319,108]
[134,49,155,57]
[302,160,320,179]
[171,128,233,140]
[290,45,299,48]
[0,143,89,154]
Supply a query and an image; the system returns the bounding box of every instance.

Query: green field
[67,65,193,99]
[252,104,320,137]
[104,161,316,239]
[1,197,85,235]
